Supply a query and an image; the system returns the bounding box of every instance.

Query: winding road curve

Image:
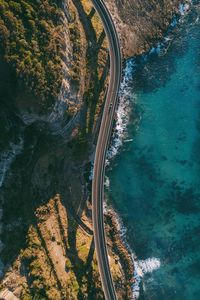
[91,1,122,299]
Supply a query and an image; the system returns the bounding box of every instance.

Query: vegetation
[17,197,104,299]
[0,0,125,298]
[20,226,63,300]
[0,0,65,109]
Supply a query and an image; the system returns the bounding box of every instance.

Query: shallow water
[108,7,200,300]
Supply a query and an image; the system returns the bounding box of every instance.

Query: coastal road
[91,1,122,300]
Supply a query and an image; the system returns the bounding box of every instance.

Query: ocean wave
[106,1,193,164]
[104,176,110,189]
[103,203,161,299]
[134,257,161,277]
[106,59,137,162]
[132,257,161,299]
[179,2,191,16]
[103,203,137,299]
[104,1,193,299]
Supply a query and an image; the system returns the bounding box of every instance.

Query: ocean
[107,3,200,299]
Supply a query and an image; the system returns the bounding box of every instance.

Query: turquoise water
[108,8,200,300]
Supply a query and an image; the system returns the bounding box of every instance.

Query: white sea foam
[104,7,190,297]
[116,212,161,299]
[106,59,137,162]
[106,0,193,164]
[179,2,191,16]
[104,2,194,299]
[135,258,161,276]
[132,257,161,299]
[104,176,110,189]
[103,204,161,299]
[124,139,134,144]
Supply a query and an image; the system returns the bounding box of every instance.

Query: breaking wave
[106,1,193,163]
[132,257,161,299]
[103,202,161,300]
[106,59,137,162]
[105,2,193,299]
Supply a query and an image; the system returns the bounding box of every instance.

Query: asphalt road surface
[91,1,122,300]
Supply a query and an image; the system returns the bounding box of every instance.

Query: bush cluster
[0,0,65,109]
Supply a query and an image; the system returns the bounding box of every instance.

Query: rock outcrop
[105,0,185,57]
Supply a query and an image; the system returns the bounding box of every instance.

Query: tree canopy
[0,0,65,109]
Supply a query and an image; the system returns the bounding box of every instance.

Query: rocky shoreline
[104,0,190,57]
[105,0,194,299]
[105,208,135,299]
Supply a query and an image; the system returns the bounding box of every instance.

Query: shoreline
[108,0,192,163]
[105,1,193,298]
[104,205,135,299]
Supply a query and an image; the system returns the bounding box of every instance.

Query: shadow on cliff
[0,7,108,296]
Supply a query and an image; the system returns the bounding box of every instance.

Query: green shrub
[0,0,65,110]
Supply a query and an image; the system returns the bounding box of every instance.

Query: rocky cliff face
[105,0,187,57]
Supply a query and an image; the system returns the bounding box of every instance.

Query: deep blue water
[108,8,200,300]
